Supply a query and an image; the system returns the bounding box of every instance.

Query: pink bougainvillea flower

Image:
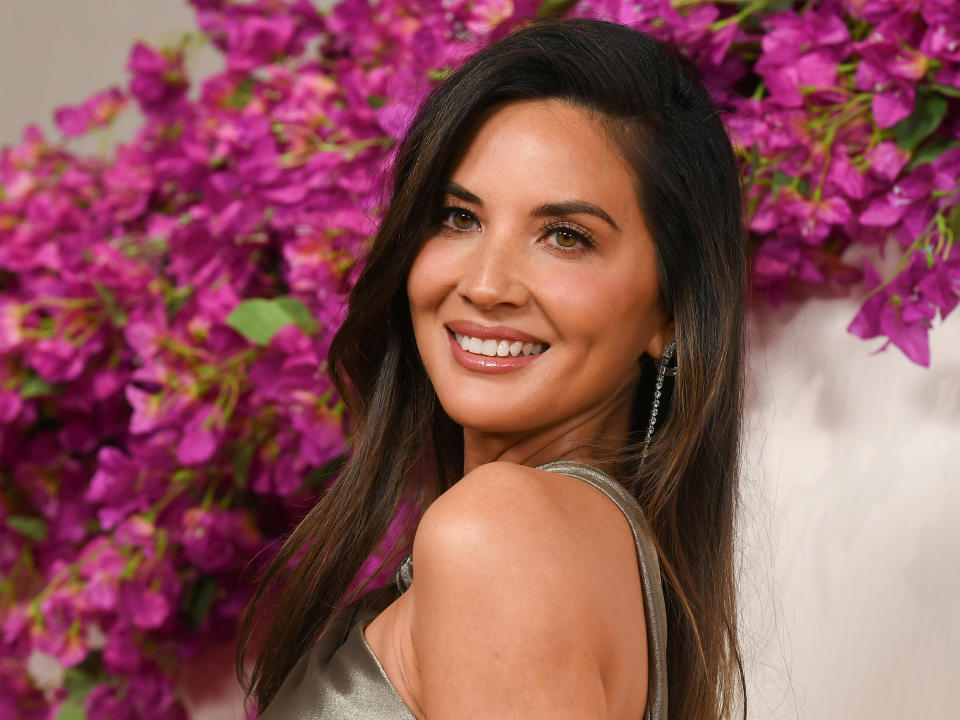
[102,624,141,673]
[853,17,929,127]
[226,14,301,71]
[84,664,185,720]
[181,506,259,572]
[780,191,853,243]
[119,581,171,631]
[858,163,936,246]
[761,51,841,107]
[32,590,87,667]
[86,447,150,529]
[865,141,911,181]
[53,106,91,138]
[0,301,23,352]
[176,403,224,465]
[825,148,867,199]
[127,43,189,114]
[0,391,23,424]
[24,337,93,384]
[846,250,950,367]
[54,87,127,138]
[755,8,850,107]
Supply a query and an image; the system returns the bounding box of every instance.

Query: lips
[444,322,549,374]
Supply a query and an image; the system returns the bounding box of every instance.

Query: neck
[461,374,636,476]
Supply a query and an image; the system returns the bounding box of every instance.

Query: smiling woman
[239,18,747,720]
[408,100,669,442]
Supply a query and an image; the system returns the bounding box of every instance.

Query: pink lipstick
[445,323,549,374]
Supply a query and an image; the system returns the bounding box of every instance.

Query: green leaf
[55,699,85,720]
[366,94,386,109]
[275,296,318,336]
[226,77,255,110]
[946,203,960,243]
[928,82,960,99]
[226,298,298,346]
[769,170,809,199]
[63,667,97,699]
[906,136,960,170]
[7,515,47,541]
[428,68,452,82]
[535,0,579,17]
[164,285,194,322]
[93,280,128,327]
[20,373,55,399]
[232,443,255,490]
[893,92,948,151]
[771,170,793,190]
[186,576,218,628]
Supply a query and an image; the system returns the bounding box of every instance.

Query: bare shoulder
[414,461,629,602]
[415,461,642,585]
[408,461,647,719]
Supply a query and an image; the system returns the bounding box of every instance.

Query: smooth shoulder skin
[377,461,649,720]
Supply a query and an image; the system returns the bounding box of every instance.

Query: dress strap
[536,460,669,720]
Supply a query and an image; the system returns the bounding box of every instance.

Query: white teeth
[453,332,546,358]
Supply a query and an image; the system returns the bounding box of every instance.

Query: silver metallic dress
[259,460,668,720]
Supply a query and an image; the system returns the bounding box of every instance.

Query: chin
[439,400,539,436]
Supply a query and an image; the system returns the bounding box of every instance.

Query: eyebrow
[441,181,620,231]
[442,181,483,206]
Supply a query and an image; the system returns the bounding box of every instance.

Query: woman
[239,17,747,720]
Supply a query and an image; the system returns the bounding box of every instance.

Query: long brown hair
[238,18,747,719]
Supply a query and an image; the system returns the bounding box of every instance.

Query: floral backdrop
[0,0,957,718]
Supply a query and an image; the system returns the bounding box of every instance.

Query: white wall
[2,3,958,719]
[742,296,960,720]
[0,1,213,152]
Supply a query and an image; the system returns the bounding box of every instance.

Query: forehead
[447,99,640,211]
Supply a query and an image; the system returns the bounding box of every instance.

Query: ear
[643,315,675,361]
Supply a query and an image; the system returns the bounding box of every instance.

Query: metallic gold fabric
[259,591,415,720]
[259,461,667,719]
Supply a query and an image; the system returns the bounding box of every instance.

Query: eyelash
[436,204,596,254]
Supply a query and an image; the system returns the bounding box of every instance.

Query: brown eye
[543,223,593,252]
[452,211,474,230]
[442,207,478,232]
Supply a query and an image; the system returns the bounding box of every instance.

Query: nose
[456,231,528,311]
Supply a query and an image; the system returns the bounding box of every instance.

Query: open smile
[453,332,546,357]
[445,322,549,374]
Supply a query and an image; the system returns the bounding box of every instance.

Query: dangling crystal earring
[640,340,677,467]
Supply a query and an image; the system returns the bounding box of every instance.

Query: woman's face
[407,99,671,437]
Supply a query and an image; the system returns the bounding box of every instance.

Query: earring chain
[640,340,677,467]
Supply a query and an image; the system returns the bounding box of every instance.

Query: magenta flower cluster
[571,0,960,365]
[0,1,957,718]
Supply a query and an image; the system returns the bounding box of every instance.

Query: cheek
[406,239,448,317]
[559,273,662,369]
[557,264,658,330]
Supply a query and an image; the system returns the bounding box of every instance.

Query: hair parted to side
[238,18,747,719]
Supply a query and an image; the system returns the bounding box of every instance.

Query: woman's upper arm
[409,462,608,719]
